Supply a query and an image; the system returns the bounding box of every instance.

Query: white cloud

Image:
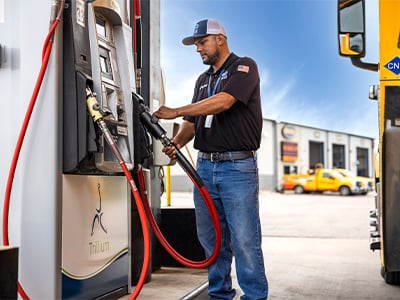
[163,73,198,107]
[260,68,296,121]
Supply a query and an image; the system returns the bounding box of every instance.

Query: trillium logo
[91,183,107,236]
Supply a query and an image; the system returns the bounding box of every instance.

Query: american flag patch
[237,65,249,73]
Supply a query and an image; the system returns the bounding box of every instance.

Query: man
[153,19,268,300]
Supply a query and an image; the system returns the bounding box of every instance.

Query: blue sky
[160,0,380,141]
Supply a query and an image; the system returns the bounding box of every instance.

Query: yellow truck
[283,168,362,196]
[337,0,400,284]
[335,168,373,195]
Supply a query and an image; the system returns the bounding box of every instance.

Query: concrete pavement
[122,191,400,299]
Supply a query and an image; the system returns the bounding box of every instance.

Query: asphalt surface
[121,191,400,299]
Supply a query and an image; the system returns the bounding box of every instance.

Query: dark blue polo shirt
[184,53,263,152]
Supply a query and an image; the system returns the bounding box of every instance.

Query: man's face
[194,35,220,66]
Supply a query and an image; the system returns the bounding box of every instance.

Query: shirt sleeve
[222,57,259,105]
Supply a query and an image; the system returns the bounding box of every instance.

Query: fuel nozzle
[132,93,202,183]
[135,97,172,147]
[132,92,174,147]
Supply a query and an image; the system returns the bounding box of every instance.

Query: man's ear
[216,34,226,45]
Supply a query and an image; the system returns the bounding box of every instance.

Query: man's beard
[202,50,220,66]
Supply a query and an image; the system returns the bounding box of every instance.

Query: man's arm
[174,120,195,148]
[162,120,195,158]
[153,92,236,120]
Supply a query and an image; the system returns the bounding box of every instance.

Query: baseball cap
[182,19,227,46]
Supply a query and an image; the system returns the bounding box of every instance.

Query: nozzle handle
[151,115,159,124]
[139,109,167,140]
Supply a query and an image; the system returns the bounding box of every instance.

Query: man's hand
[163,138,181,159]
[153,105,178,120]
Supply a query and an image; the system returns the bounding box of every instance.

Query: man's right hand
[163,138,181,159]
[158,120,195,159]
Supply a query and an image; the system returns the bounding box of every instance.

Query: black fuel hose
[136,98,222,268]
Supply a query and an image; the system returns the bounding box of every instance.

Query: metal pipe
[180,281,209,300]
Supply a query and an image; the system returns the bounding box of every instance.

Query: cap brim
[182,34,208,46]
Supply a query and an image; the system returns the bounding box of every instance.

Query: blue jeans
[194,155,268,300]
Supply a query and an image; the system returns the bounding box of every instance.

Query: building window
[332,144,345,168]
[309,141,324,169]
[357,147,369,176]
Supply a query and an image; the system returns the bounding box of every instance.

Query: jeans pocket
[232,157,257,173]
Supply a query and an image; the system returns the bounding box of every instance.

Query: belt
[198,151,255,162]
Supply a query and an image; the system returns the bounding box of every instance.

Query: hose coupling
[86,93,103,123]
[160,134,173,148]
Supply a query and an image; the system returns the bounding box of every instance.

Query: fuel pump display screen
[96,16,106,37]
[99,46,113,80]
[100,55,108,73]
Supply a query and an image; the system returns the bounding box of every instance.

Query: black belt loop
[198,151,255,162]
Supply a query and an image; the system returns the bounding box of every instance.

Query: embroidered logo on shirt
[199,83,208,90]
[221,70,228,80]
[237,65,249,73]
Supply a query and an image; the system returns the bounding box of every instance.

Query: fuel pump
[62,1,136,298]
[2,1,221,299]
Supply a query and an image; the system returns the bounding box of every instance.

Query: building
[167,119,375,192]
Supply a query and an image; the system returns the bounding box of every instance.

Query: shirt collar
[207,53,238,75]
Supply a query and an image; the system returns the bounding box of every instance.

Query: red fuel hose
[122,165,150,300]
[111,153,150,299]
[84,100,151,300]
[2,3,64,300]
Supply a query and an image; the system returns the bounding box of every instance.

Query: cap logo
[194,23,200,35]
